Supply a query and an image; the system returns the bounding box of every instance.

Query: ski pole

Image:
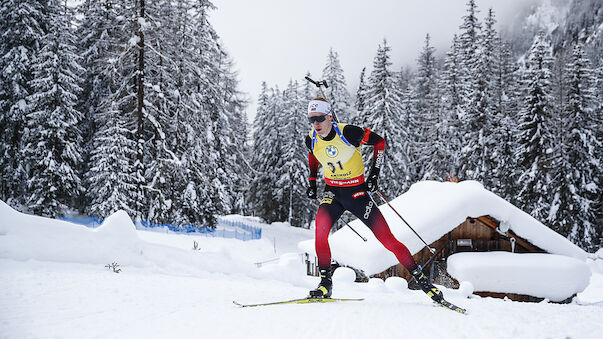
[368,191,435,254]
[315,198,367,242]
[305,76,340,123]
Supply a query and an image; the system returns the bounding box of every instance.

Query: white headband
[307,100,331,115]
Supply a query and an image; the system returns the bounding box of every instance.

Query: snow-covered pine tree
[170,0,225,227]
[595,59,603,247]
[0,0,47,204]
[21,0,85,217]
[457,0,481,112]
[157,0,200,225]
[458,8,498,188]
[248,84,286,223]
[76,0,120,180]
[322,48,352,121]
[276,80,313,227]
[550,43,601,250]
[86,102,140,218]
[266,86,290,222]
[514,33,556,223]
[361,39,410,196]
[352,67,367,124]
[80,1,144,220]
[247,83,270,219]
[142,0,188,224]
[191,4,248,221]
[95,1,147,219]
[493,40,521,202]
[203,55,235,220]
[440,34,464,176]
[408,34,445,182]
[219,58,249,216]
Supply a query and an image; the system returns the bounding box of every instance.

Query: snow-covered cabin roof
[298,181,587,275]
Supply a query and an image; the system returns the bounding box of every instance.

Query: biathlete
[305,97,443,303]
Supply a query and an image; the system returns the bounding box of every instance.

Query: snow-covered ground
[1,200,602,339]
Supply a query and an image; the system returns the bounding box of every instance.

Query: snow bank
[298,181,587,275]
[0,201,145,266]
[447,252,591,302]
[0,201,267,276]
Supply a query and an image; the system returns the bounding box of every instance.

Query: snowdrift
[0,201,144,266]
[0,201,259,275]
[447,252,591,302]
[298,181,588,275]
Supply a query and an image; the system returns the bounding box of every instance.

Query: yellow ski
[233,297,364,308]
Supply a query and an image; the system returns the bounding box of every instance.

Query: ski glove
[366,170,379,192]
[306,180,317,199]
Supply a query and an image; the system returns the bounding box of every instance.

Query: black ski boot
[411,268,443,303]
[309,268,332,298]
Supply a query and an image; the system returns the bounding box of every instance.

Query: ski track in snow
[1,257,602,339]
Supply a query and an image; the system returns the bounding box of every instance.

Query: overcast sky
[208,0,538,121]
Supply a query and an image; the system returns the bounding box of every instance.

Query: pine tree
[322,48,352,120]
[408,34,444,182]
[277,80,313,227]
[142,0,186,223]
[362,40,409,196]
[458,8,498,187]
[595,59,603,248]
[95,1,148,219]
[494,40,521,202]
[0,0,48,204]
[266,86,289,222]
[353,67,367,124]
[76,0,118,157]
[248,84,285,223]
[76,0,130,213]
[550,43,601,250]
[173,0,224,227]
[220,59,249,216]
[86,102,140,218]
[440,34,464,176]
[515,33,556,222]
[21,0,85,217]
[457,0,481,112]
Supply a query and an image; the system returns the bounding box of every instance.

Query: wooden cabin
[370,215,553,302]
[301,181,589,303]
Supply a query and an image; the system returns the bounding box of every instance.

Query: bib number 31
[327,161,344,173]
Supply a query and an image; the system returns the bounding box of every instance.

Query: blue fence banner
[58,215,262,241]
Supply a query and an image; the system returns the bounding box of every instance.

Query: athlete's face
[308,112,332,137]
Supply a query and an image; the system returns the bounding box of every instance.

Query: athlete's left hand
[306,180,317,199]
[366,171,379,192]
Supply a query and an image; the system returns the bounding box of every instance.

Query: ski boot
[411,267,443,303]
[308,268,332,298]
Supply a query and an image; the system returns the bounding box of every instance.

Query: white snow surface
[1,199,602,339]
[447,252,591,302]
[298,181,587,276]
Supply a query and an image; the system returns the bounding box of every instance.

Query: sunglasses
[308,115,327,124]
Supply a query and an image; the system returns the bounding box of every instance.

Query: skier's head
[308,98,333,137]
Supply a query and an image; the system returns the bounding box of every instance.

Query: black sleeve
[342,125,365,147]
[305,135,312,151]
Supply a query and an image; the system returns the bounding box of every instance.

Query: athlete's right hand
[306,180,317,199]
